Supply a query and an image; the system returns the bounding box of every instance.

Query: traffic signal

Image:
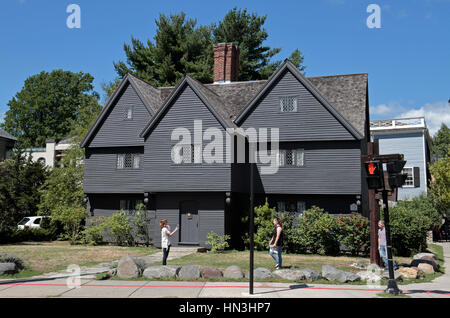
[365,161,384,189]
[386,160,408,188]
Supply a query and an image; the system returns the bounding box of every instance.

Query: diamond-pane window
[286,150,294,165]
[278,149,305,167]
[117,153,140,169]
[280,96,297,112]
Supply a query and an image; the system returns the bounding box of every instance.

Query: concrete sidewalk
[0,243,448,298]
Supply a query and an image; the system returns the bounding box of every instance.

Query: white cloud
[370,101,406,116]
[399,101,450,136]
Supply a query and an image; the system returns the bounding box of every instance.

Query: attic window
[280,96,297,112]
[124,106,133,120]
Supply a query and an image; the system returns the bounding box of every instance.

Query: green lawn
[0,241,158,278]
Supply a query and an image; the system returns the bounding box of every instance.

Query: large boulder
[420,256,439,268]
[143,265,180,279]
[0,263,17,275]
[417,263,435,275]
[396,267,425,280]
[357,271,382,283]
[322,265,348,283]
[201,267,223,279]
[223,266,244,279]
[413,253,437,260]
[298,268,321,282]
[178,265,201,280]
[246,267,272,280]
[272,269,306,281]
[381,271,403,281]
[117,255,140,279]
[345,272,361,282]
[410,259,439,272]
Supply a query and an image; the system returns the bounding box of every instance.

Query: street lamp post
[249,162,255,295]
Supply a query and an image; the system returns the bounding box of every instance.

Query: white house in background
[23,137,74,167]
[370,117,432,200]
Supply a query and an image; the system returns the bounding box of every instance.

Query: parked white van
[17,216,50,230]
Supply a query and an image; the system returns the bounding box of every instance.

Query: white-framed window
[402,167,420,188]
[278,149,304,167]
[124,106,133,120]
[280,96,297,112]
[117,153,140,169]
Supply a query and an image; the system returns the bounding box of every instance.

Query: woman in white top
[160,219,179,265]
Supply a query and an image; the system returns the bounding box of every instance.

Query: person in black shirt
[269,217,283,269]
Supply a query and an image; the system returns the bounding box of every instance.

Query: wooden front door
[179,200,199,244]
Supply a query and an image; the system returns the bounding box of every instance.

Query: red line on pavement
[2,282,449,296]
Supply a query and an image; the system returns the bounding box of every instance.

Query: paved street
[0,243,448,298]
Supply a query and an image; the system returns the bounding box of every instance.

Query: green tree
[112,9,306,86]
[214,7,305,80]
[114,12,214,87]
[0,148,48,237]
[431,123,450,161]
[1,70,101,148]
[429,152,450,217]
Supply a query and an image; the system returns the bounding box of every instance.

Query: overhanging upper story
[81,44,370,196]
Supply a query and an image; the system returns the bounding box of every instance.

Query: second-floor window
[278,149,304,167]
[402,167,420,188]
[173,144,202,164]
[117,153,140,169]
[280,96,297,112]
[124,106,133,120]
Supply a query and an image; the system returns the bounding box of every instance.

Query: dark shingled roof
[0,129,17,141]
[128,74,162,113]
[120,68,369,139]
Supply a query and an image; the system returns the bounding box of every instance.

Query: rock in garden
[381,271,403,281]
[117,255,140,279]
[272,269,306,281]
[0,263,17,275]
[201,267,223,279]
[357,271,382,283]
[413,253,437,260]
[299,268,321,282]
[396,267,424,279]
[410,259,439,272]
[223,266,244,279]
[178,265,201,279]
[417,263,435,274]
[245,267,272,280]
[143,265,180,279]
[420,256,439,268]
[344,272,361,282]
[322,265,348,283]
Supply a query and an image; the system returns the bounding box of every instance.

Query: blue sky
[1,0,449,135]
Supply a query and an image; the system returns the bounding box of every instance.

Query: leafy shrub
[102,211,134,246]
[335,213,370,255]
[205,231,230,253]
[82,217,107,245]
[241,199,278,250]
[130,204,152,246]
[0,253,25,270]
[293,206,340,255]
[51,206,87,244]
[387,203,431,256]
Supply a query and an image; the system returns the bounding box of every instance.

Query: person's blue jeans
[379,245,397,270]
[162,245,171,265]
[269,246,282,268]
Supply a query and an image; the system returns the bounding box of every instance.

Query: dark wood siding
[152,193,225,248]
[89,83,152,147]
[84,147,144,193]
[240,69,356,141]
[254,141,361,195]
[143,85,231,192]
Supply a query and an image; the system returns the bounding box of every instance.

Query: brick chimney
[213,43,239,84]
